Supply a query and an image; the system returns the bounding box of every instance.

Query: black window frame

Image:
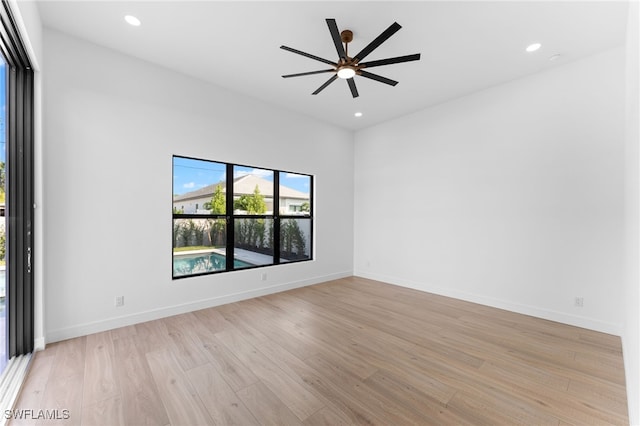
[172,155,313,279]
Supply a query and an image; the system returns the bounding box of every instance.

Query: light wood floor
[11,276,628,425]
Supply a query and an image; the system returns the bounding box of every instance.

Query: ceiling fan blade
[347,78,359,98]
[359,70,398,86]
[326,18,347,60]
[353,22,402,62]
[282,69,335,78]
[359,53,421,68]
[312,75,339,95]
[280,45,337,66]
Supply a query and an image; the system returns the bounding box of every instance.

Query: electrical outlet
[115,296,124,307]
[261,273,267,281]
[574,297,584,307]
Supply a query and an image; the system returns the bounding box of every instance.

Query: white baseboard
[33,337,45,352]
[45,270,352,344]
[354,271,623,336]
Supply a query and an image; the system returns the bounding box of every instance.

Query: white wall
[354,47,626,335]
[624,0,640,423]
[42,29,354,342]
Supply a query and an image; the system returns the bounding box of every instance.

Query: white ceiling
[36,1,628,131]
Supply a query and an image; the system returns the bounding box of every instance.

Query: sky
[173,156,311,196]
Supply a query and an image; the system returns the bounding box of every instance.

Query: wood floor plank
[255,295,380,379]
[363,370,472,425]
[302,405,360,426]
[109,324,137,341]
[112,336,170,426]
[186,363,259,425]
[477,360,628,425]
[160,313,209,371]
[296,284,446,350]
[48,336,86,381]
[225,299,320,360]
[305,354,430,425]
[38,373,84,425]
[192,306,230,334]
[80,397,125,426]
[275,319,379,380]
[82,331,120,407]
[478,358,571,393]
[216,303,273,344]
[254,338,380,425]
[447,389,561,425]
[134,319,170,354]
[145,349,213,425]
[193,329,259,392]
[567,376,628,415]
[237,382,303,426]
[215,328,326,421]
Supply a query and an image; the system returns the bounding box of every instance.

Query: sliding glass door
[0,0,34,373]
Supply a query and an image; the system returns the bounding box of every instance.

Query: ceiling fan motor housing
[340,29,353,44]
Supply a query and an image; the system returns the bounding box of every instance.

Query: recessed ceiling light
[354,112,363,117]
[548,54,562,61]
[526,43,541,52]
[124,15,141,26]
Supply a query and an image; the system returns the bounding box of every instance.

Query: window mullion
[273,172,280,265]
[225,163,234,272]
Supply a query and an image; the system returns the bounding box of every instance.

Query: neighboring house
[173,174,309,215]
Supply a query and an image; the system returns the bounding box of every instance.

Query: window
[279,171,311,263]
[172,156,313,278]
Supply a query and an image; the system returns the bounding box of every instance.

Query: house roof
[173,174,309,203]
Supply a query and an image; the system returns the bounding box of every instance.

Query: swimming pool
[173,252,253,277]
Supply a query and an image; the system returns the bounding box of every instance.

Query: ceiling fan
[281,18,421,98]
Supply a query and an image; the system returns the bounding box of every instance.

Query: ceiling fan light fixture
[337,66,356,79]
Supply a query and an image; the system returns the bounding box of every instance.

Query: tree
[205,184,227,247]
[281,219,306,259]
[180,219,203,247]
[300,201,310,213]
[173,221,182,248]
[210,184,226,214]
[234,185,267,250]
[234,185,266,214]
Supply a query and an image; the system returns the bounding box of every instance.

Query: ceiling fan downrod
[341,29,353,59]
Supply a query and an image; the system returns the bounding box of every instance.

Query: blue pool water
[173,252,253,276]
